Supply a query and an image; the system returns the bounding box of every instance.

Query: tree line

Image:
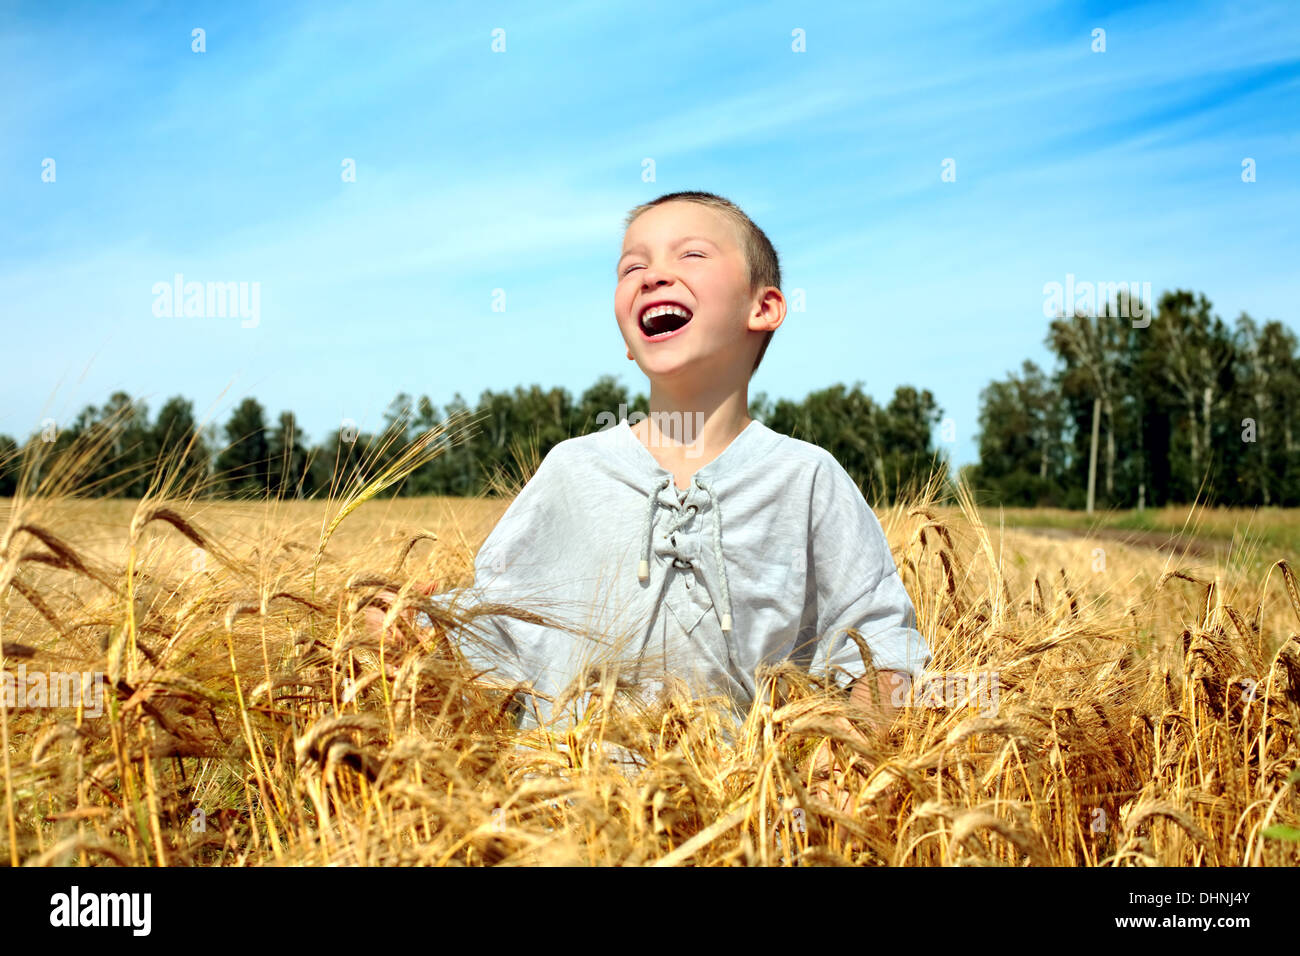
[2,286,1292,508]
[0,377,943,506]
[965,288,1299,508]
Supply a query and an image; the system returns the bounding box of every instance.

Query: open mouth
[639,304,693,338]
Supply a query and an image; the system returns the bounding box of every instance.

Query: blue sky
[2,0,1297,469]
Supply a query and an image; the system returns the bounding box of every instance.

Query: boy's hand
[849,668,910,739]
[806,670,910,815]
[361,579,440,641]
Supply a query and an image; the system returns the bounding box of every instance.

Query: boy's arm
[807,454,931,691]
[363,445,573,728]
[799,455,929,809]
[449,444,574,694]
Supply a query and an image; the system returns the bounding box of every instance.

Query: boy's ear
[746,289,785,334]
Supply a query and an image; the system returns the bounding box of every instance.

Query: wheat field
[1,425,1298,867]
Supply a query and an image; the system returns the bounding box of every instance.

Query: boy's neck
[631,386,753,481]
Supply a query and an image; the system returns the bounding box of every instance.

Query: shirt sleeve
[807,453,931,691]
[443,444,574,691]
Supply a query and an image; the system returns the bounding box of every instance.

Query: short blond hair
[623,191,781,378]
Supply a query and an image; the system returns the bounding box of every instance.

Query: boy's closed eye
[620,248,709,277]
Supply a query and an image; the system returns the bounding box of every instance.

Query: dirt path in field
[1006,525,1226,561]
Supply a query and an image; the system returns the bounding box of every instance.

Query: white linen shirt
[445,417,931,730]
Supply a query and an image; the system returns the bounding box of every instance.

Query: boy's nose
[632,277,681,317]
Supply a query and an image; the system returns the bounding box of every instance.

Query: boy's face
[615,202,780,383]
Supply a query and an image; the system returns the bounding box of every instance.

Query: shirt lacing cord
[637,474,734,634]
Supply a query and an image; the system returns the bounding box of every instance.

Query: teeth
[641,304,692,322]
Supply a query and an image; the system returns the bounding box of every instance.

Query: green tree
[1048,302,1129,510]
[970,360,1069,506]
[576,375,640,434]
[1230,315,1300,505]
[1151,290,1237,501]
[268,411,311,500]
[766,382,887,503]
[215,398,271,498]
[880,385,944,502]
[0,434,18,496]
[152,396,209,495]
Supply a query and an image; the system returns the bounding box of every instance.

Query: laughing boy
[375,191,931,804]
